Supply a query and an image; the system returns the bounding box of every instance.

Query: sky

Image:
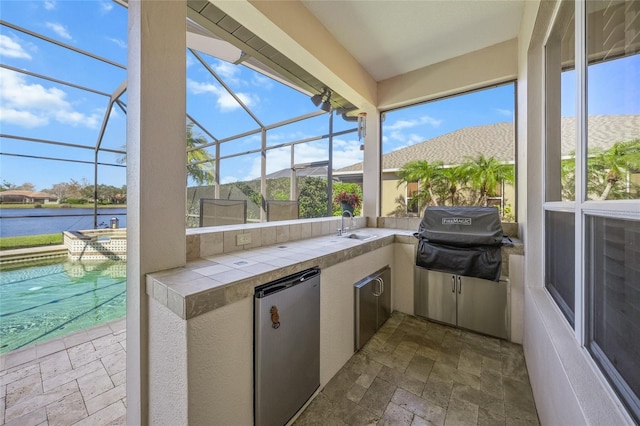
[3,1,635,193]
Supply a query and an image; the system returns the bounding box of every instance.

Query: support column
[362,105,381,222]
[127,2,186,424]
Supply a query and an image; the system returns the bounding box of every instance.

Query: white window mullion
[574,0,586,345]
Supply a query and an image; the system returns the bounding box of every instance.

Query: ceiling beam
[210,0,377,110]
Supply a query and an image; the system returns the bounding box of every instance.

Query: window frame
[379,81,518,219]
[543,0,640,421]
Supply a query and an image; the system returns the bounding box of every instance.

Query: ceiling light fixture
[311,87,332,112]
[310,89,324,107]
[320,91,332,112]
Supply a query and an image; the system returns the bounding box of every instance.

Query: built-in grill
[414,206,506,282]
[413,206,511,339]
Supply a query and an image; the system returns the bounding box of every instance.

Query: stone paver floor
[295,312,539,426]
[1,312,538,426]
[0,318,126,426]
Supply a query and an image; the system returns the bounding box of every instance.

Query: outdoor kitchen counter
[146,228,523,320]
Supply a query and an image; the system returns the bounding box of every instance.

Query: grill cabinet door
[414,267,456,326]
[456,276,509,339]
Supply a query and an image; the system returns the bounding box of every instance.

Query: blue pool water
[0,260,126,354]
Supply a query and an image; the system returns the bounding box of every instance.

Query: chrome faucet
[338,210,353,236]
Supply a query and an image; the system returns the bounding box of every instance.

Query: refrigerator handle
[451,275,456,293]
[298,268,319,282]
[457,276,462,294]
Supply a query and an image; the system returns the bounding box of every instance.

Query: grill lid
[417,206,503,247]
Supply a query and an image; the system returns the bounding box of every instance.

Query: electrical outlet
[236,233,251,246]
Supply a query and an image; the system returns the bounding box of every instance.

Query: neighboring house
[335,115,640,215]
[0,190,59,204]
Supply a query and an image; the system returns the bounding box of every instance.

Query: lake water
[0,208,127,237]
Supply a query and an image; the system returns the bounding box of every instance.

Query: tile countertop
[146,228,523,321]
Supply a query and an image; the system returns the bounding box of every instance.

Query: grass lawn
[0,233,63,250]
[0,204,126,209]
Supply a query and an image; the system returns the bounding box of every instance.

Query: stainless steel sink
[343,233,376,240]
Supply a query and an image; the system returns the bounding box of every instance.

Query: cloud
[0,108,48,128]
[99,1,113,13]
[390,133,425,150]
[386,115,442,131]
[0,35,32,60]
[251,73,273,90]
[187,78,256,111]
[0,69,101,129]
[45,22,72,40]
[239,138,363,182]
[43,0,56,10]
[107,37,126,49]
[213,61,240,82]
[495,108,513,117]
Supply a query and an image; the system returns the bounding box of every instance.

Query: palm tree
[396,160,444,207]
[439,165,468,206]
[116,122,216,185]
[185,122,215,186]
[589,139,640,200]
[460,154,514,206]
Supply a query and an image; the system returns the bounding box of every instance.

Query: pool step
[0,245,68,266]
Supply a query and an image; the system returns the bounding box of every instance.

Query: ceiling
[186,0,525,110]
[301,0,526,82]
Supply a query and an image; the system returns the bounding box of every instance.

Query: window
[586,215,640,420]
[545,0,576,327]
[545,210,575,326]
[544,0,640,421]
[381,83,516,219]
[586,1,640,201]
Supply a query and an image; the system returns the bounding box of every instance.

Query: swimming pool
[0,259,126,354]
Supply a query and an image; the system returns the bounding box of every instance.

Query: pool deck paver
[0,318,126,426]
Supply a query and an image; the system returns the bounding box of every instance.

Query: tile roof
[0,190,57,199]
[336,115,639,172]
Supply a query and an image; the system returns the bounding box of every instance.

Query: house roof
[264,165,328,180]
[0,190,58,199]
[336,115,640,173]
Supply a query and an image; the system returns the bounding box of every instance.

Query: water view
[0,259,126,354]
[0,208,127,237]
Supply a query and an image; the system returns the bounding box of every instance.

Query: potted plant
[334,191,361,214]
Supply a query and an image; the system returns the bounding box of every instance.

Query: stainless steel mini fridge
[354,266,391,350]
[254,267,320,426]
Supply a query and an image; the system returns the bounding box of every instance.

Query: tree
[438,165,468,206]
[298,177,328,218]
[562,140,640,201]
[460,154,514,206]
[1,180,17,191]
[117,122,216,185]
[186,122,215,186]
[15,182,36,191]
[396,160,445,207]
[48,182,72,201]
[589,139,640,200]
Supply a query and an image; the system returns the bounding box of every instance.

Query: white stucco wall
[188,298,254,426]
[147,245,395,424]
[320,245,393,385]
[393,243,415,316]
[148,299,189,425]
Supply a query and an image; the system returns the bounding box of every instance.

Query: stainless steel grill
[414,206,506,282]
